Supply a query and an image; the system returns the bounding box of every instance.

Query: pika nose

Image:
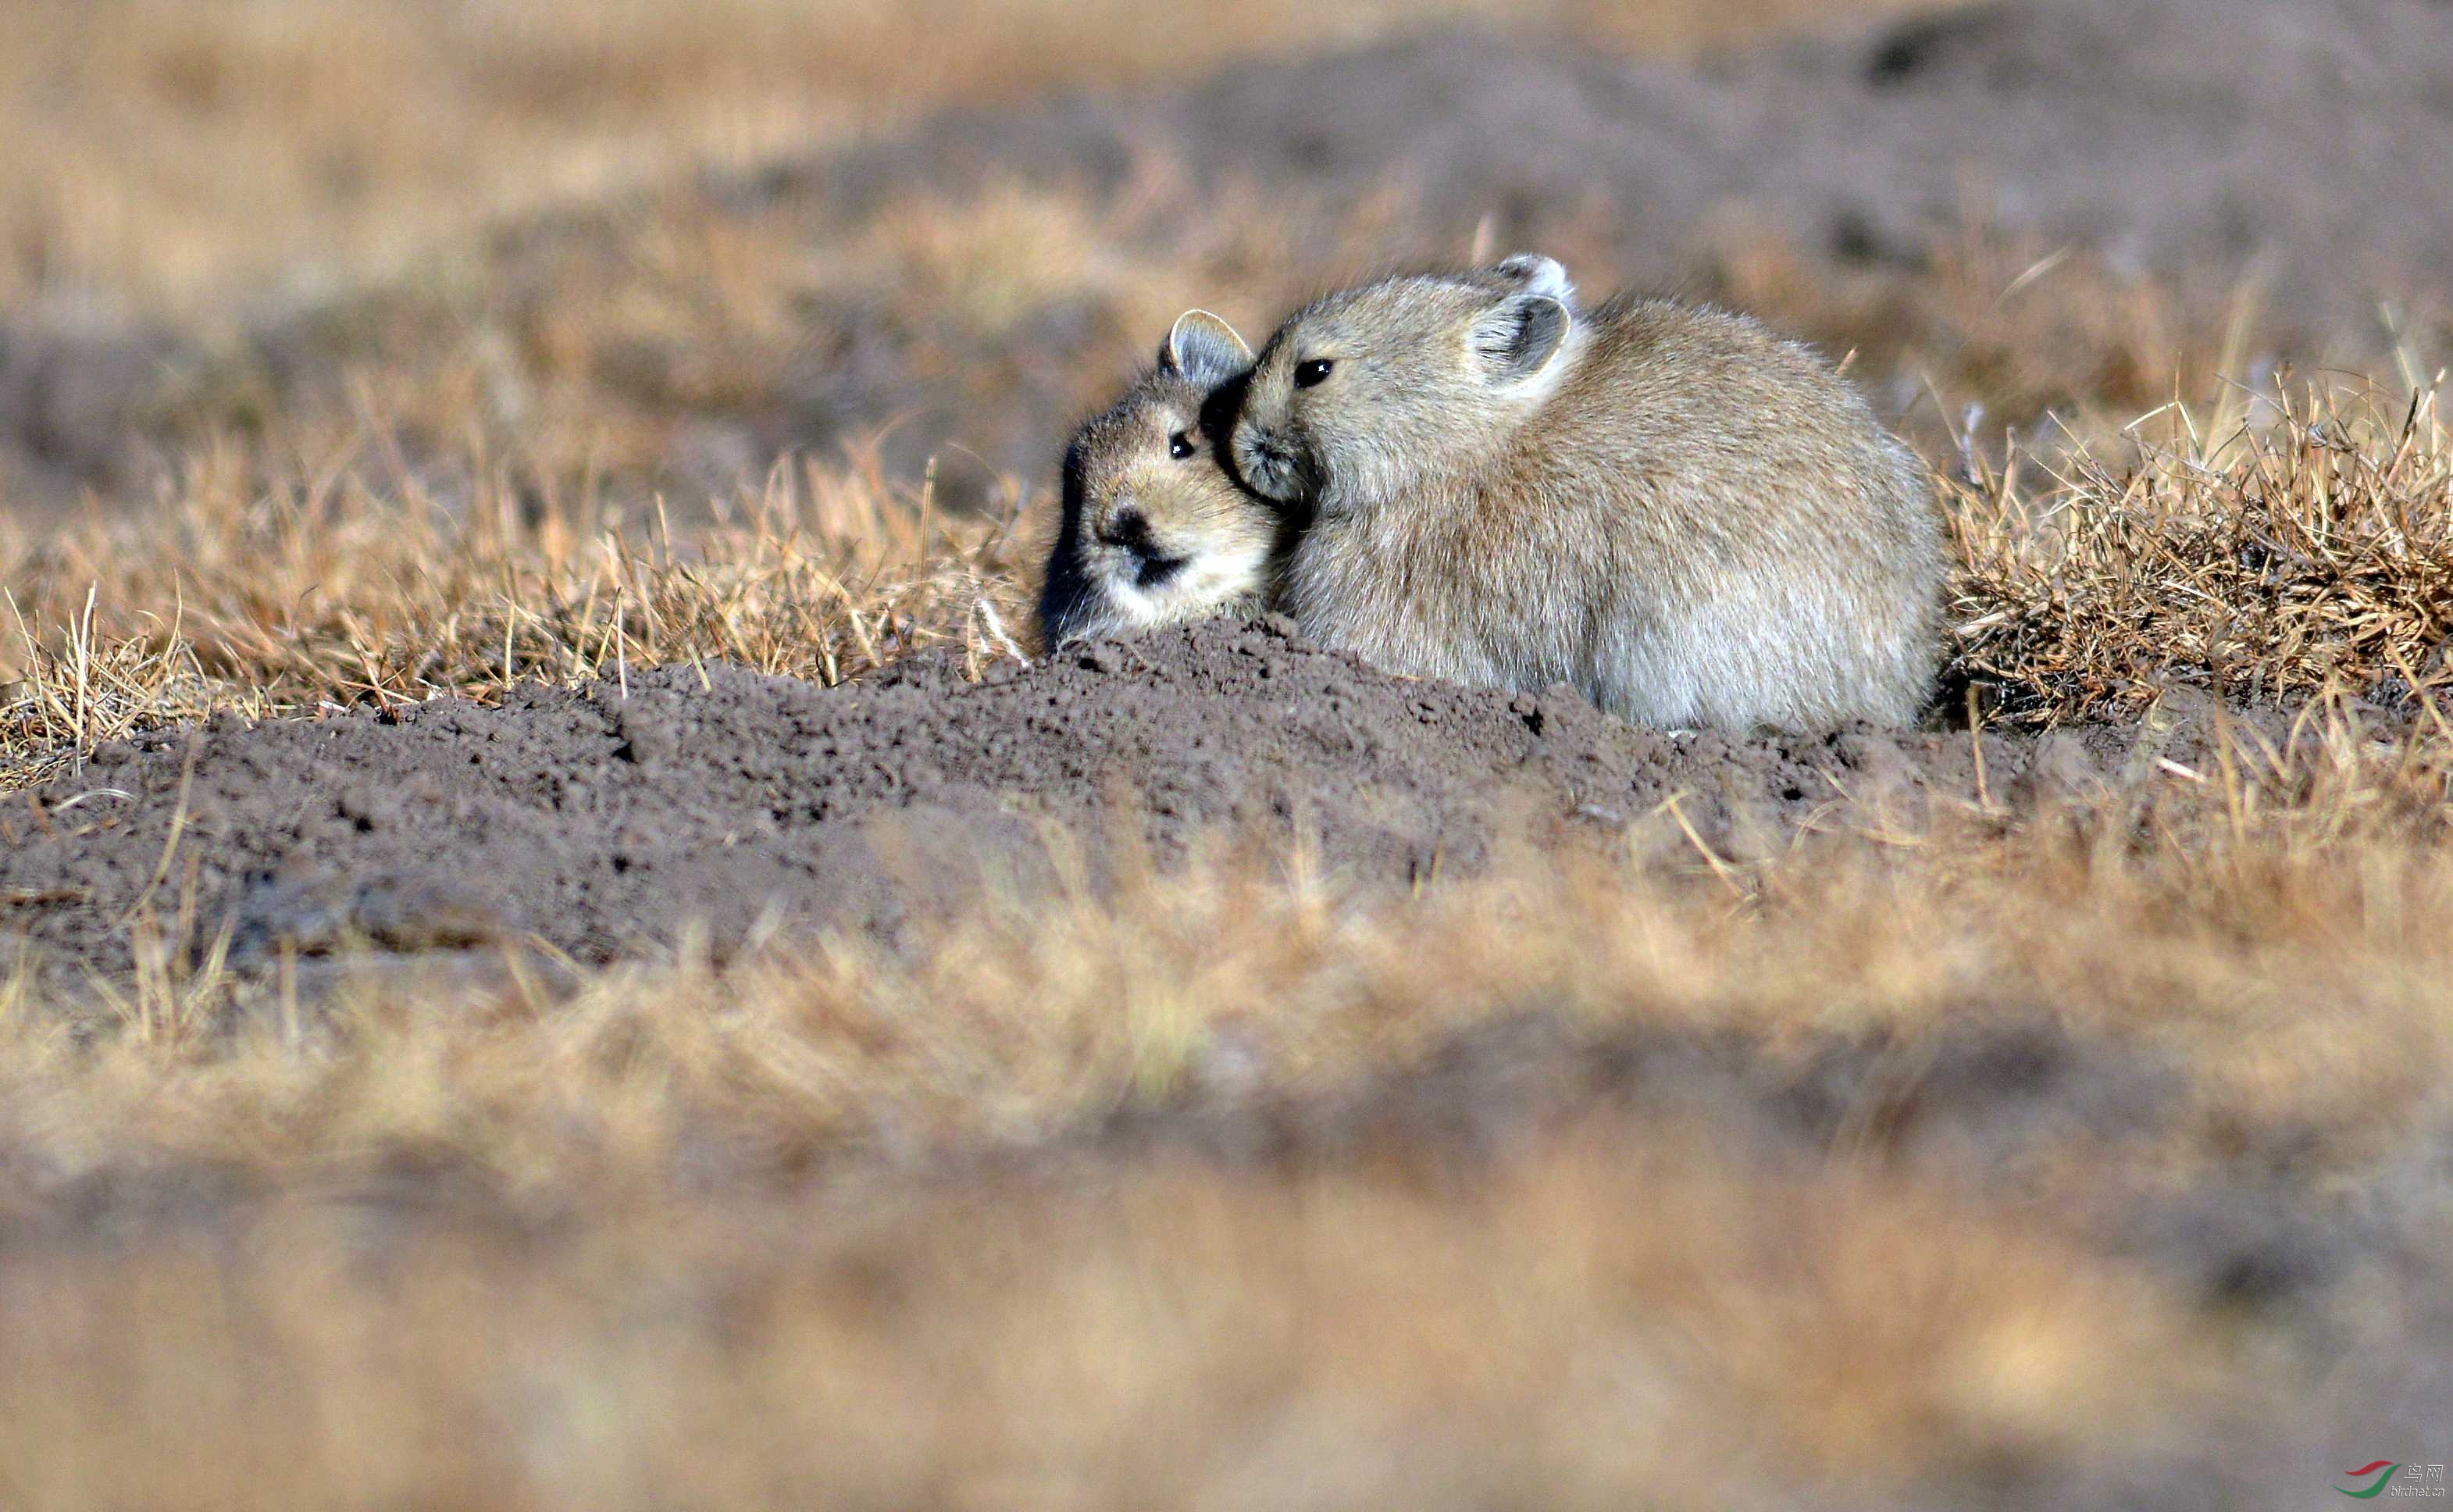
[1096,504,1150,549]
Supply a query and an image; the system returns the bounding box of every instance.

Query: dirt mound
[4,616,2117,981]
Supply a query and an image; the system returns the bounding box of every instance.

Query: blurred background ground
[5,0,2448,516]
[2,2,2451,1508]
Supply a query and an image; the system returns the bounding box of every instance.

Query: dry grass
[1956,377,2453,724]
[0,1139,2238,1510]
[1,448,1030,786]
[8,739,2448,1175]
[180,173,1380,496]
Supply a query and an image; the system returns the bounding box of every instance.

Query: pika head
[1036,310,1281,647]
[1232,255,1581,515]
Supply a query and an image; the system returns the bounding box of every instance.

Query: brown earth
[0,621,1933,976]
[8,0,2450,510]
[0,614,2260,989]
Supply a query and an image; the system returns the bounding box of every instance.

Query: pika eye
[1293,358,1334,388]
[1168,430,1195,460]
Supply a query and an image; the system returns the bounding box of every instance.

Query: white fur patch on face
[1173,538,1271,612]
[1091,537,1269,629]
[1093,573,1161,628]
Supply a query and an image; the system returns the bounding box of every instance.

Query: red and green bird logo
[2338,1462,2402,1499]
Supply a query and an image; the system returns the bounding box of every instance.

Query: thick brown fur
[1036,311,1292,649]
[1232,257,1946,730]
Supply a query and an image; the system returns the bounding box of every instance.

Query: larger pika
[1037,311,1289,648]
[1231,256,1946,730]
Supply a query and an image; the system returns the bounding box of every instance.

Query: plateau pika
[1231,255,1945,730]
[1036,311,1291,648]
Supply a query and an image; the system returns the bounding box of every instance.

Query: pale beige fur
[1232,256,1946,730]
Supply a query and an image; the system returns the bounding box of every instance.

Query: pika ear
[1489,253,1574,305]
[1471,293,1572,383]
[1160,309,1253,387]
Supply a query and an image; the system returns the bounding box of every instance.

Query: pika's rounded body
[1036,312,1289,649]
[1232,260,1945,731]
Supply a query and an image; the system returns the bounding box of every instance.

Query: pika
[1231,255,1945,730]
[1036,310,1292,648]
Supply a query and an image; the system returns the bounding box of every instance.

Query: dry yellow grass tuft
[2,446,1029,786]
[1955,378,2453,725]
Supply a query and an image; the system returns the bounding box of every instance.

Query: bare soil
[5,615,2309,990]
[0,618,1963,975]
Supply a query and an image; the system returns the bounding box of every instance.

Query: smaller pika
[1036,310,1290,649]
